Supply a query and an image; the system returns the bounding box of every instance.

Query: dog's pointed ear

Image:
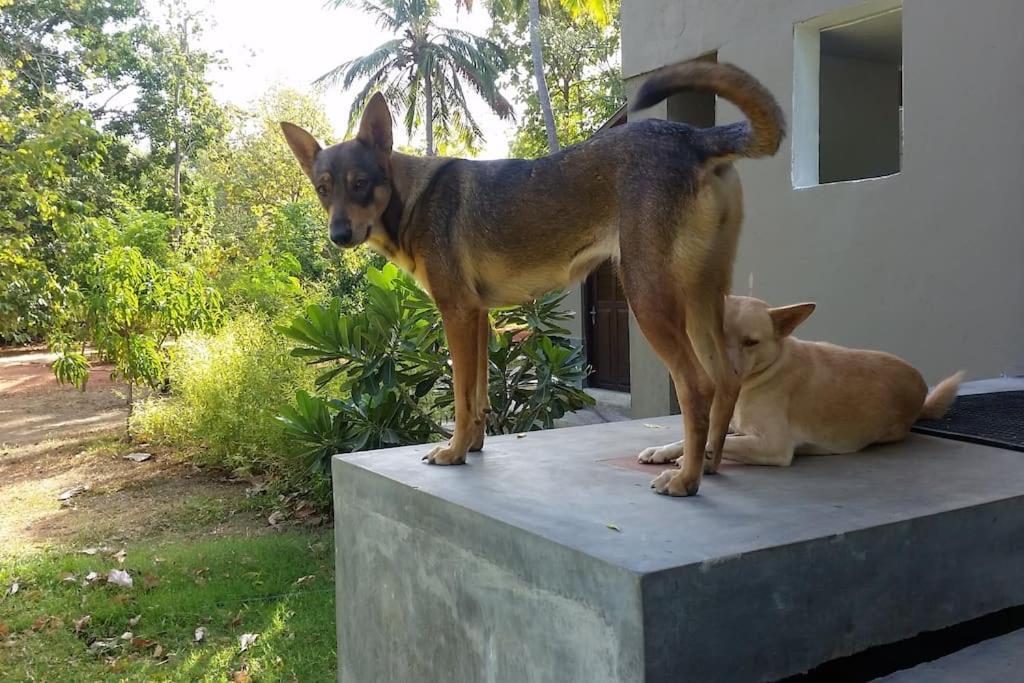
[357,93,393,154]
[280,122,321,180]
[769,302,816,337]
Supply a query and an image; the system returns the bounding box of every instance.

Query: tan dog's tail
[919,371,966,420]
[631,62,785,161]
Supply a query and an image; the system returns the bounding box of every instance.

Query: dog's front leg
[720,432,794,467]
[638,439,720,474]
[424,306,481,466]
[469,310,490,452]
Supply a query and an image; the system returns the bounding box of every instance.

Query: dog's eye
[316,184,328,197]
[742,338,760,348]
[352,179,369,192]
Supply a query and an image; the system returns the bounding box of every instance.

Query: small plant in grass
[276,263,594,477]
[133,313,315,479]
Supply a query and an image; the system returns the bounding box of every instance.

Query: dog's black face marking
[310,139,394,248]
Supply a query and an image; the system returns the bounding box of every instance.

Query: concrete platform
[332,416,1024,682]
[878,628,1024,682]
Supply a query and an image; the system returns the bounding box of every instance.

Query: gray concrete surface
[878,628,1024,682]
[333,417,1024,682]
[612,0,1024,417]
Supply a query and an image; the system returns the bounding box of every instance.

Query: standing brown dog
[281,61,784,496]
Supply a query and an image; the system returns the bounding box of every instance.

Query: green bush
[133,313,315,480]
[276,263,594,479]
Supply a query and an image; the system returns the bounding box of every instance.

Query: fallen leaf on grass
[84,571,99,585]
[128,614,141,628]
[229,614,243,628]
[130,637,154,648]
[231,667,251,682]
[30,616,62,632]
[57,485,89,501]
[120,631,133,641]
[153,644,164,659]
[80,546,114,556]
[107,569,133,588]
[244,481,268,498]
[194,626,206,643]
[60,572,77,583]
[267,510,287,527]
[292,575,315,587]
[142,574,160,590]
[6,582,19,596]
[605,523,621,532]
[0,623,9,638]
[114,549,127,565]
[239,632,259,652]
[89,638,118,651]
[73,615,92,633]
[124,452,152,463]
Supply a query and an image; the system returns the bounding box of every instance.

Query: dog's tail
[919,370,965,420]
[631,61,785,162]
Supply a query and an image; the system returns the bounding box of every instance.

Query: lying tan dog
[639,295,964,467]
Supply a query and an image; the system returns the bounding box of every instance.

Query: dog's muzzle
[329,219,353,247]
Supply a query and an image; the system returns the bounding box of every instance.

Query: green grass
[0,531,335,682]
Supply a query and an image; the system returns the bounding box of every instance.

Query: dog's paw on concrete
[650,469,700,497]
[422,443,468,466]
[637,441,684,465]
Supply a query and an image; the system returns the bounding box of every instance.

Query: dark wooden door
[585,261,630,390]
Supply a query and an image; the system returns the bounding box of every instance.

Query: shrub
[133,313,315,480]
[276,263,594,478]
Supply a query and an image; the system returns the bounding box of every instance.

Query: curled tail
[919,370,966,420]
[631,61,786,162]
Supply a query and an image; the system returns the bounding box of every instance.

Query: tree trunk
[529,0,560,154]
[125,381,134,442]
[425,68,435,156]
[172,17,188,233]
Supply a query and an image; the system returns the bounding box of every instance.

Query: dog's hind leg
[624,288,713,497]
[470,309,490,452]
[424,306,482,465]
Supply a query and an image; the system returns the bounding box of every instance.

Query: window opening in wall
[793,2,902,187]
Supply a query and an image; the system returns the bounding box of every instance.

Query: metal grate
[912,391,1024,452]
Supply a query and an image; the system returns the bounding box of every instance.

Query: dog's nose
[329,220,353,247]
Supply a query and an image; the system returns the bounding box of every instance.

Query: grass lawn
[1,354,338,682]
[0,531,335,682]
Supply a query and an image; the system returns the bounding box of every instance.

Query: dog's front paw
[637,441,684,464]
[650,469,700,497]
[423,443,468,466]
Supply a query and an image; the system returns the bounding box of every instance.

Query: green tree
[0,0,142,108]
[503,10,623,158]
[318,0,513,155]
[105,1,226,220]
[0,68,114,342]
[487,0,615,153]
[51,210,222,437]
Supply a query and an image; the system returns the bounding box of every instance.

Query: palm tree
[318,0,513,156]
[489,0,613,154]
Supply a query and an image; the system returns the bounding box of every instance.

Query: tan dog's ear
[769,303,816,337]
[357,92,393,154]
[280,122,321,180]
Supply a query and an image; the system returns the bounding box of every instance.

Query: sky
[158,0,517,158]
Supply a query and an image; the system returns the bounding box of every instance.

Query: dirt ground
[0,352,269,556]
